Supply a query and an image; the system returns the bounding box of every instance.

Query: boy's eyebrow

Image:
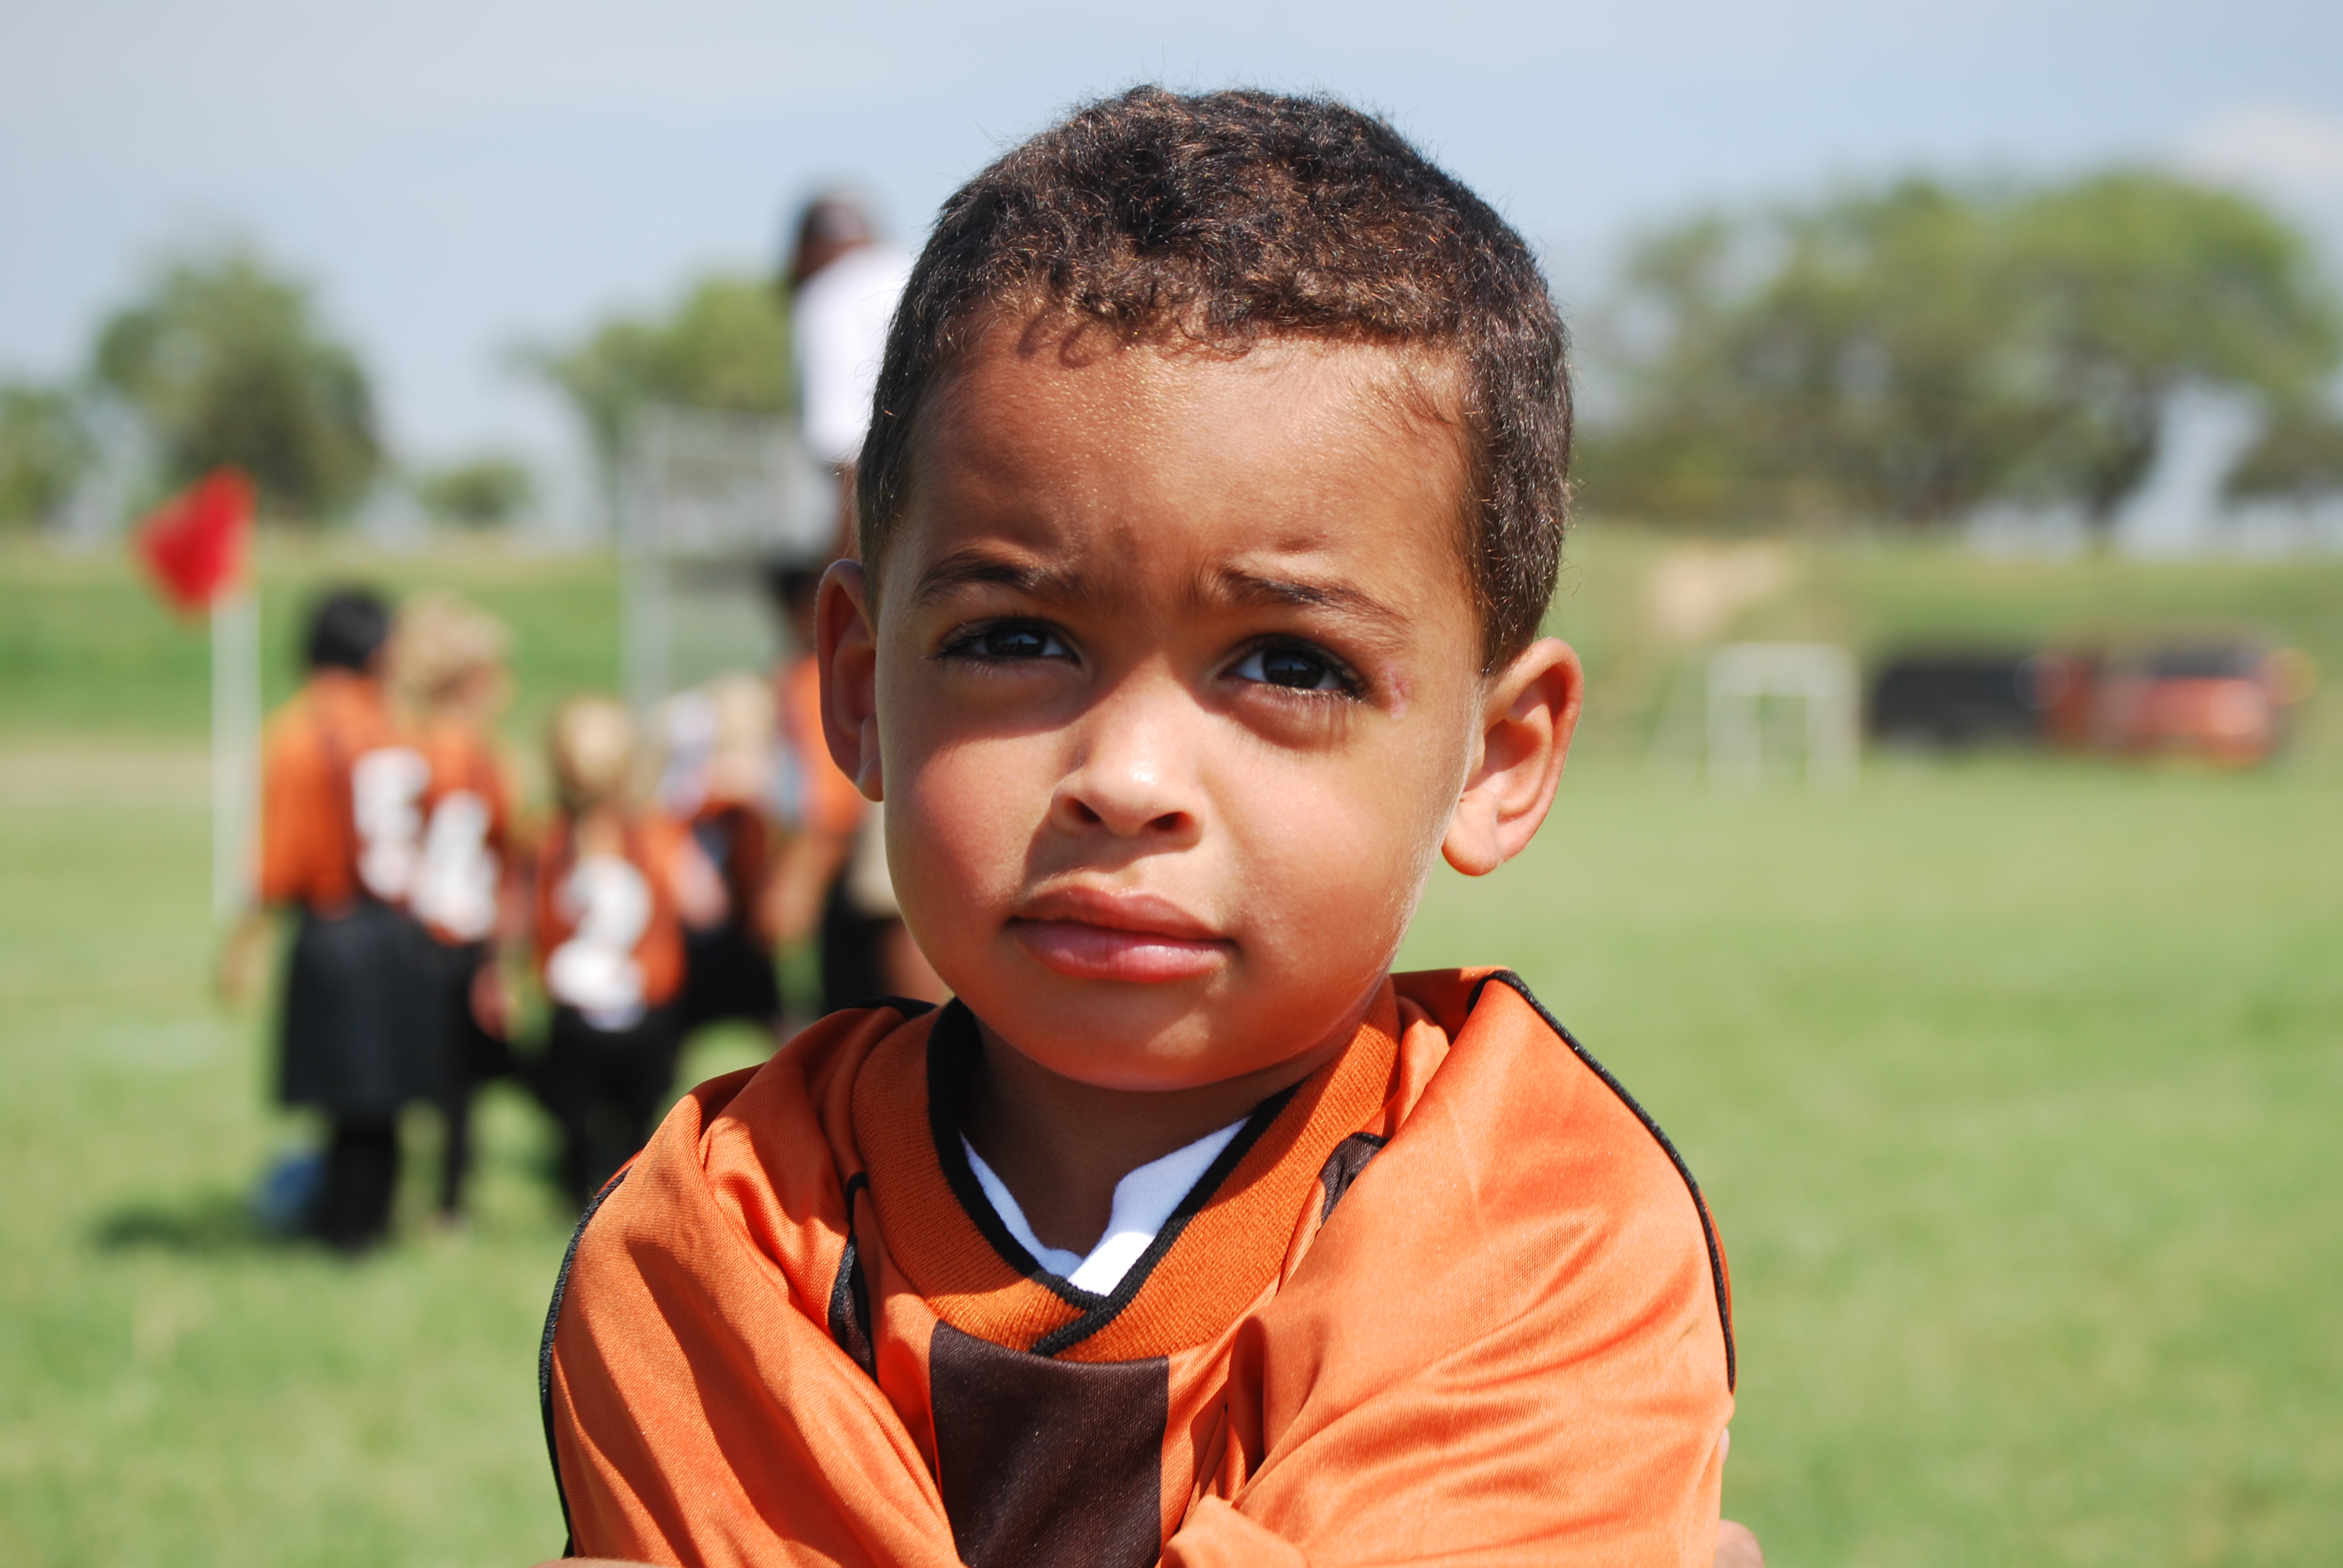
[909,549,1090,609]
[1209,567,1407,632]
[908,551,1407,634]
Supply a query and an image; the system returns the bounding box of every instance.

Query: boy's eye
[943,621,1071,662]
[1232,644,1356,694]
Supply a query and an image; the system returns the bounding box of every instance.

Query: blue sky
[5,0,2341,469]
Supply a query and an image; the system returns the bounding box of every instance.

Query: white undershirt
[962,1120,1245,1295]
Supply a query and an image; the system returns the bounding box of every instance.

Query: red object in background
[2036,642,2313,767]
[137,468,254,613]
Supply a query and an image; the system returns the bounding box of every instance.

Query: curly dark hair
[856,85,1570,669]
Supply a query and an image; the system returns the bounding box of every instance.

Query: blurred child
[534,696,726,1207]
[657,673,783,1035]
[392,592,516,1224]
[239,588,428,1253]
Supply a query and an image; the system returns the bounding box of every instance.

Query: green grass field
[1,530,2338,1565]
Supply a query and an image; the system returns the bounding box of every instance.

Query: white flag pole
[211,584,260,924]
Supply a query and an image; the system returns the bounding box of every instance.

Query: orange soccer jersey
[544,969,1735,1567]
[410,717,514,947]
[689,798,771,936]
[259,670,426,913]
[533,812,693,1014]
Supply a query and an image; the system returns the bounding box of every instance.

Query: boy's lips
[1009,886,1230,983]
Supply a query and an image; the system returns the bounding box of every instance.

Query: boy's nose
[1050,681,1205,843]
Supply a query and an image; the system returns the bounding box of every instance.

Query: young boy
[395,591,518,1222]
[533,696,728,1206]
[543,88,1743,1567]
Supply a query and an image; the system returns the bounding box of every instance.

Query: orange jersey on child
[545,969,1735,1567]
[259,670,427,913]
[534,812,692,1016]
[409,718,513,946]
[690,798,771,928]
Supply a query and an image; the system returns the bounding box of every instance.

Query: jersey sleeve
[1178,985,1735,1567]
[547,1018,965,1568]
[257,710,336,907]
[1178,1217,1729,1567]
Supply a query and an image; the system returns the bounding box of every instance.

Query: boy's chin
[953,964,1372,1099]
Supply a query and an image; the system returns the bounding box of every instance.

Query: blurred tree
[415,454,535,528]
[1584,182,2054,525]
[2224,408,2343,503]
[2008,172,2342,527]
[0,381,94,529]
[525,273,791,477]
[92,246,380,520]
[1580,172,2343,534]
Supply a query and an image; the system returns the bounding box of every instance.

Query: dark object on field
[252,1150,325,1234]
[1870,639,2314,765]
[1869,653,2054,748]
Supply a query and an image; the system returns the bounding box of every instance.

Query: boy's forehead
[893,324,1475,610]
[938,315,1464,443]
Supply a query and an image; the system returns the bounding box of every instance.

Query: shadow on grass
[91,1189,290,1256]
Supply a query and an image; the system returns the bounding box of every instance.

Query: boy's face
[823,326,1577,1093]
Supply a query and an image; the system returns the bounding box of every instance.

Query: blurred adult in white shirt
[785,194,914,529]
[771,193,946,1011]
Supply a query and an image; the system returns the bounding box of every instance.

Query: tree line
[3,168,2339,532]
[0,248,795,531]
[1575,171,2343,531]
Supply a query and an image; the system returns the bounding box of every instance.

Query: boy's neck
[957,1009,1359,1258]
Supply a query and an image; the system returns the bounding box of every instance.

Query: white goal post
[615,405,837,715]
[1706,642,1860,790]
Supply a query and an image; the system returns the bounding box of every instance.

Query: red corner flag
[139,468,255,613]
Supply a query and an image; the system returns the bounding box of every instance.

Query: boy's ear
[1442,637,1582,878]
[816,560,885,802]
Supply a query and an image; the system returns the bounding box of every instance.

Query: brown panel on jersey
[930,1322,1168,1568]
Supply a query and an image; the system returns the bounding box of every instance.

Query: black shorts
[680,921,782,1032]
[280,901,428,1117]
[413,936,511,1105]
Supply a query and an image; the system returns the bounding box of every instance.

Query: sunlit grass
[2,532,2338,1565]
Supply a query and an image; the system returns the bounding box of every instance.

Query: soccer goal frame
[614,405,835,716]
[1705,642,1860,790]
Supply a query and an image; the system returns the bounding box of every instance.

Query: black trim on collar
[925,999,1298,1357]
[1027,1085,1292,1359]
[539,1165,630,1557]
[832,995,942,1021]
[926,1001,1104,1313]
[1466,970,1738,1393]
[828,1172,877,1376]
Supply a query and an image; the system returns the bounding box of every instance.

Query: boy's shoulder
[1374,968,1735,1382]
[1392,968,1726,1242]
